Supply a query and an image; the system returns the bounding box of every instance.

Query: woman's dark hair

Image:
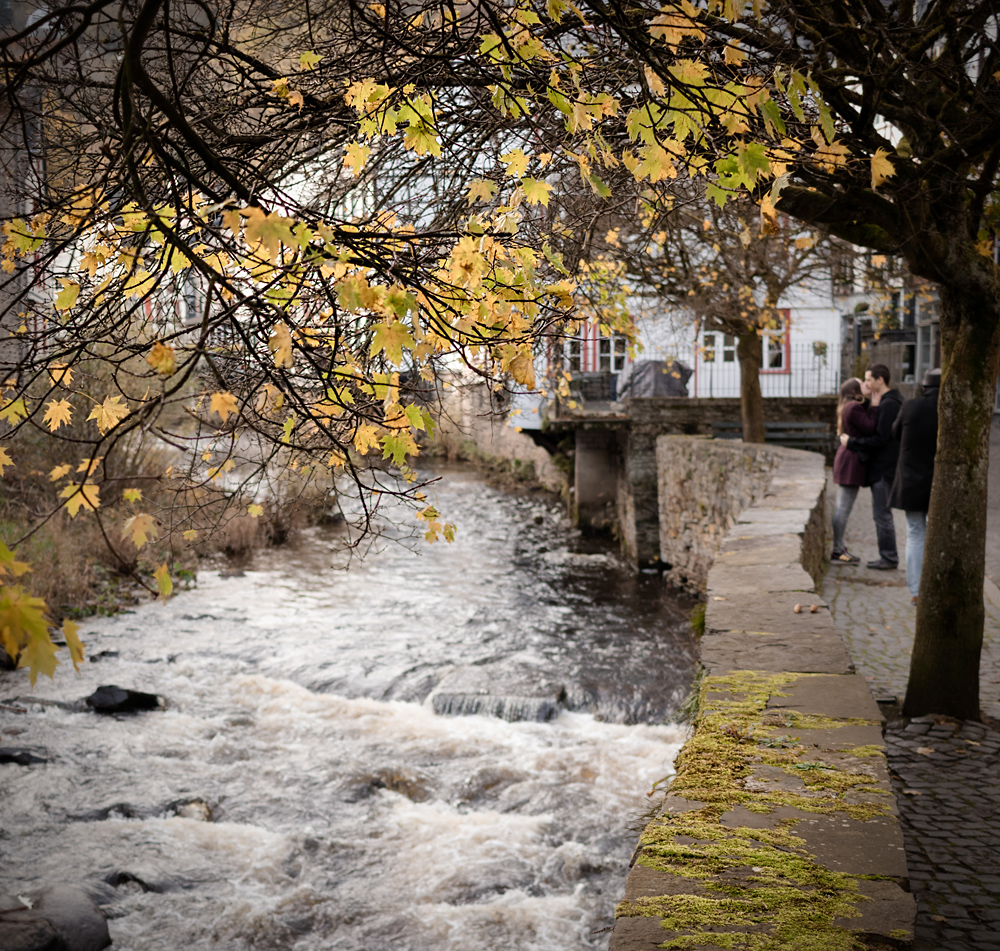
[837,378,864,435]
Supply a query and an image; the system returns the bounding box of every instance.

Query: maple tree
[0,0,996,720]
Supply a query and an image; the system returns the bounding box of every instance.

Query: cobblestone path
[822,419,1000,950]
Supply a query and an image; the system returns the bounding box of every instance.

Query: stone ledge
[614,445,915,950]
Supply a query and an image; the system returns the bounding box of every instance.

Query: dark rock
[85,685,160,714]
[0,887,110,951]
[105,870,153,893]
[87,651,119,664]
[0,916,67,951]
[31,886,111,951]
[0,747,47,765]
[0,647,17,671]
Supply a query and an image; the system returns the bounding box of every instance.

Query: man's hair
[868,363,891,385]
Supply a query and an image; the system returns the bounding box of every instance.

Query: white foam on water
[0,470,695,950]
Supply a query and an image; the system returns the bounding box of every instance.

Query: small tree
[618,191,844,441]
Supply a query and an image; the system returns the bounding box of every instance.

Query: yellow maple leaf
[183,529,199,541]
[0,541,30,578]
[247,504,264,518]
[48,362,73,387]
[759,193,779,235]
[76,456,102,476]
[812,139,850,173]
[59,482,100,517]
[122,487,143,503]
[287,89,304,110]
[353,422,381,454]
[870,147,896,189]
[49,463,71,481]
[122,513,158,549]
[299,50,322,70]
[43,399,73,432]
[521,177,552,207]
[507,348,536,389]
[500,148,530,178]
[153,563,173,602]
[0,447,12,476]
[344,142,371,177]
[209,391,239,422]
[87,395,129,434]
[54,280,80,311]
[466,179,497,204]
[269,322,294,368]
[242,207,294,262]
[123,270,155,299]
[62,620,84,671]
[146,341,177,376]
[370,321,415,365]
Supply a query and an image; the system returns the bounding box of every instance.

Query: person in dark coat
[840,363,904,569]
[831,377,878,563]
[889,368,940,601]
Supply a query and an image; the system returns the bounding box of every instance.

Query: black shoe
[866,559,899,570]
[831,551,860,564]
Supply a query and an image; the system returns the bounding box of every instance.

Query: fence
[690,342,842,400]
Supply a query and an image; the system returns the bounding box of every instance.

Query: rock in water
[0,886,111,951]
[0,748,47,765]
[31,886,111,951]
[85,685,160,714]
[0,916,66,951]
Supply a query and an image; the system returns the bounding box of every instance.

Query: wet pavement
[822,418,1000,950]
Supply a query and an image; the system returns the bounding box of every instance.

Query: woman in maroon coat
[831,378,878,563]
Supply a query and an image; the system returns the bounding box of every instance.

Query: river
[0,465,697,950]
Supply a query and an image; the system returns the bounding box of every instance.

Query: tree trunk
[737,331,766,443]
[903,275,1000,720]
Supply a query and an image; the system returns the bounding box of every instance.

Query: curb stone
[611,445,915,950]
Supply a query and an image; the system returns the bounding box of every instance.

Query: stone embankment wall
[610,444,917,951]
[656,437,779,593]
[614,396,837,568]
[430,380,567,493]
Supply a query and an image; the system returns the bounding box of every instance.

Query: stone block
[707,564,816,595]
[719,805,908,877]
[700,629,853,675]
[834,880,917,941]
[705,593,835,638]
[765,673,884,723]
[624,865,707,900]
[609,916,670,951]
[716,534,804,566]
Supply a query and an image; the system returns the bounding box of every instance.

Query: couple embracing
[831,363,903,570]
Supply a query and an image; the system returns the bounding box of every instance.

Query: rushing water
[0,465,697,950]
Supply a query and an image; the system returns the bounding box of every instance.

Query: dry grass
[1,424,337,616]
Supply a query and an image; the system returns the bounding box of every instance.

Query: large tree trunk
[903,273,1000,719]
[737,330,766,443]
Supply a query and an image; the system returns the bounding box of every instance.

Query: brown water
[0,465,697,950]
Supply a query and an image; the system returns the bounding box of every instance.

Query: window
[761,312,790,373]
[566,336,582,372]
[702,333,716,363]
[598,335,627,373]
[722,334,736,362]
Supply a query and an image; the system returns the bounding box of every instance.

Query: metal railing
[691,342,842,399]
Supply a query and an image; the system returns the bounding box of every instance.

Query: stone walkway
[822,421,1000,951]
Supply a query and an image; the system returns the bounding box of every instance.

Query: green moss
[690,602,707,638]
[618,670,900,949]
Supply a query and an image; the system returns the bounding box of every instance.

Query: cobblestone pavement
[822,431,1000,951]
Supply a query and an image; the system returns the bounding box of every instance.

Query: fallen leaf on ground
[915,747,935,755]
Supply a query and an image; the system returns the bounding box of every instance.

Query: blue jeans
[870,476,898,564]
[905,511,926,597]
[832,485,859,555]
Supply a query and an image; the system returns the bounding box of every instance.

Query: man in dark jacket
[839,363,904,569]
[890,368,940,601]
